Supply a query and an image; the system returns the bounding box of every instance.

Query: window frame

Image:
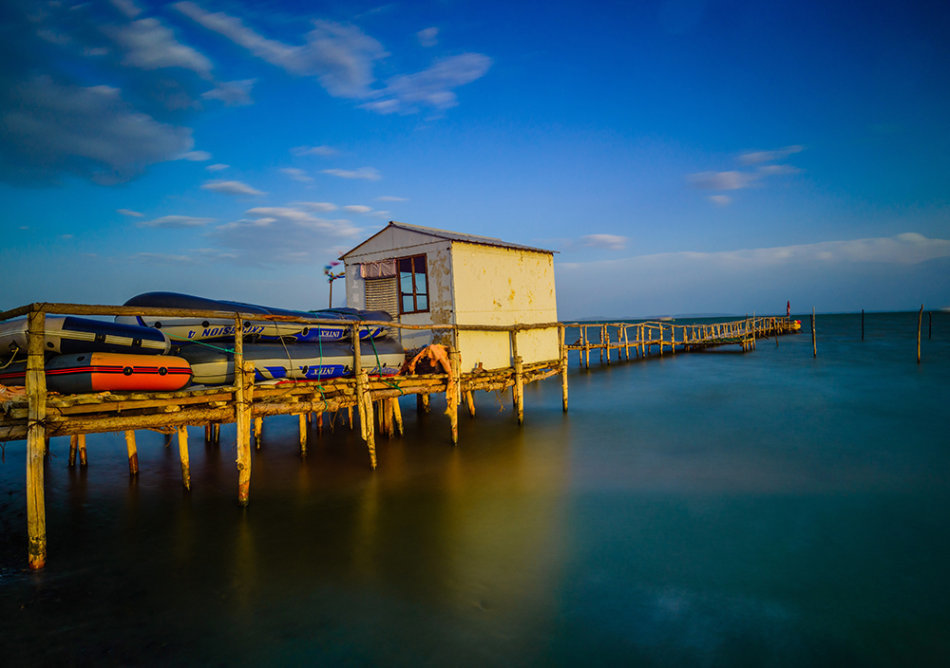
[397,254,429,315]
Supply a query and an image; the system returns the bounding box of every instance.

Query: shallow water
[1,312,948,666]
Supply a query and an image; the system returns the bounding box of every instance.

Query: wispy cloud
[322,167,381,181]
[709,195,731,206]
[202,79,255,106]
[206,163,229,171]
[292,145,337,157]
[361,53,492,115]
[295,201,338,212]
[376,195,407,202]
[201,179,265,196]
[280,167,313,183]
[417,27,439,48]
[581,234,628,250]
[738,145,804,165]
[104,17,212,77]
[1,76,193,184]
[117,208,144,217]
[174,3,385,97]
[688,170,756,191]
[207,204,362,265]
[179,150,211,161]
[139,214,215,228]
[342,204,372,214]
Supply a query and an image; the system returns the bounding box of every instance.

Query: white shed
[340,222,559,372]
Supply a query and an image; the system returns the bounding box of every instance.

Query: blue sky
[2,0,948,318]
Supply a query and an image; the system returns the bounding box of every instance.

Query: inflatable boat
[116,292,391,343]
[0,352,192,393]
[0,316,170,357]
[177,339,405,385]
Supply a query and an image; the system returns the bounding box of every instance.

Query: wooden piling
[447,347,461,443]
[78,434,87,468]
[811,307,817,358]
[124,431,139,477]
[69,435,77,468]
[510,330,525,425]
[298,413,308,453]
[917,304,923,364]
[234,317,251,507]
[417,393,430,414]
[352,324,376,468]
[26,309,47,570]
[253,416,263,449]
[603,325,610,365]
[464,390,476,417]
[559,325,569,413]
[391,398,404,436]
[177,425,190,491]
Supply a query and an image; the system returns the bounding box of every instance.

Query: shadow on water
[1,313,949,665]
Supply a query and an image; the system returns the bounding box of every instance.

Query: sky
[1,0,948,319]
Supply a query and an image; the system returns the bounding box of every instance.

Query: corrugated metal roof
[340,221,555,259]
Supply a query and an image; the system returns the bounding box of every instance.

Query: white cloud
[295,201,338,212]
[362,53,492,115]
[342,204,372,214]
[202,79,255,106]
[0,76,192,184]
[376,195,407,202]
[322,167,381,181]
[417,27,439,48]
[117,208,144,217]
[292,144,337,157]
[206,163,229,171]
[688,170,757,191]
[757,164,802,176]
[201,180,265,196]
[179,150,211,161]
[207,204,362,265]
[738,145,804,165]
[709,194,731,206]
[281,167,313,183]
[109,0,143,20]
[174,3,385,97]
[581,234,627,250]
[105,18,213,77]
[139,215,215,228]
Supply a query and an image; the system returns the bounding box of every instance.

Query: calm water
[1,312,948,666]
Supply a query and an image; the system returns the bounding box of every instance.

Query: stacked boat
[0,292,403,393]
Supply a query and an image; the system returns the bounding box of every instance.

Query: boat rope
[0,345,21,369]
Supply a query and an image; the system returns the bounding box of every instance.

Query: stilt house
[340,222,559,371]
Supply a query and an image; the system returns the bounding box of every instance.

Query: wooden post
[353,324,377,468]
[69,435,78,468]
[559,324,569,413]
[417,394,430,414]
[78,434,87,468]
[253,416,263,449]
[26,309,47,570]
[298,413,308,454]
[447,347,461,444]
[510,330,524,425]
[917,304,924,365]
[177,425,191,491]
[464,390,476,417]
[124,430,139,477]
[599,325,605,364]
[213,423,221,446]
[205,423,212,443]
[604,326,611,365]
[347,405,354,428]
[391,398,404,436]
[811,307,817,358]
[234,316,252,507]
[583,326,590,369]
[622,325,629,361]
[861,309,865,341]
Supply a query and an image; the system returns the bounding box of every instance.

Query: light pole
[324,262,344,308]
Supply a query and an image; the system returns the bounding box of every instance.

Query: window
[398,254,428,314]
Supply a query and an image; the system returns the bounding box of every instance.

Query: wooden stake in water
[917,304,923,365]
[124,431,139,477]
[811,307,817,358]
[177,425,191,491]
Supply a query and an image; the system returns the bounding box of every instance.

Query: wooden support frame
[26,309,47,570]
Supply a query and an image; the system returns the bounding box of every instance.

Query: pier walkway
[0,302,797,569]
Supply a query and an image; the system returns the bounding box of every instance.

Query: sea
[1,311,948,666]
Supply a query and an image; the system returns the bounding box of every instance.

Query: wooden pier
[0,303,797,569]
[565,316,798,367]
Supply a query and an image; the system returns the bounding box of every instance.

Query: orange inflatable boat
[0,353,192,393]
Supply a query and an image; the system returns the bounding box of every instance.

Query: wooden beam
[26,309,47,570]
